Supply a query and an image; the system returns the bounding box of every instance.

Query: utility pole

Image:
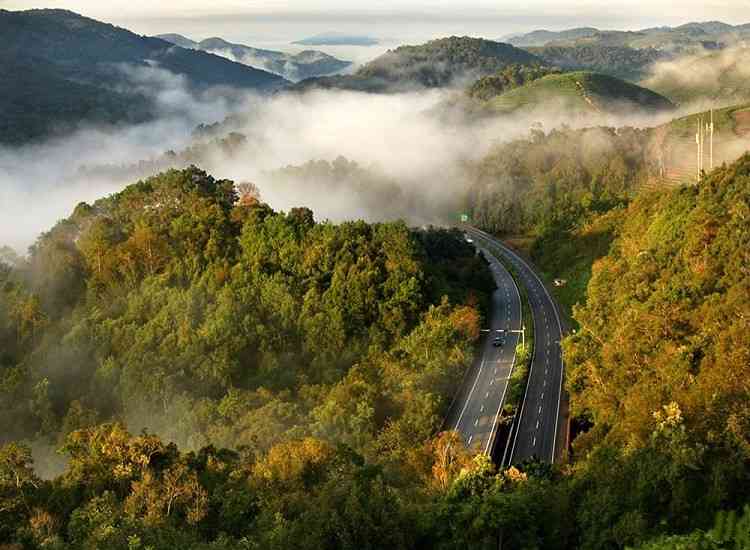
[695,117,701,179]
[710,108,714,170]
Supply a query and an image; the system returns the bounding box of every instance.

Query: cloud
[0,63,241,252]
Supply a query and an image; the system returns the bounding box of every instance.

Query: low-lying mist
[0,62,691,254]
[642,45,750,108]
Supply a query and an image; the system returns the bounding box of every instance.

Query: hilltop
[156,34,352,81]
[292,36,544,93]
[0,9,286,145]
[485,71,674,116]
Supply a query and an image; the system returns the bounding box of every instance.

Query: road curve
[444,240,522,455]
[465,227,566,464]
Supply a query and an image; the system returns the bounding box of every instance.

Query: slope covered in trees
[507,21,750,51]
[156,34,352,82]
[529,45,665,82]
[1,148,749,550]
[0,166,494,458]
[291,37,544,93]
[0,9,286,145]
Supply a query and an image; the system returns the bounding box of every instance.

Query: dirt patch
[733,109,750,136]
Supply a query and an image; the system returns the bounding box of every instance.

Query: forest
[2,147,749,549]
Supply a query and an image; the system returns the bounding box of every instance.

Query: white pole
[710,109,714,170]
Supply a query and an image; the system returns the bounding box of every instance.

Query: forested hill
[0,9,287,145]
[156,34,352,81]
[506,20,750,83]
[291,36,544,93]
[506,20,750,50]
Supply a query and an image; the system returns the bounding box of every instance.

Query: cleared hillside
[486,71,674,115]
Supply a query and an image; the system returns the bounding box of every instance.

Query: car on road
[492,336,504,347]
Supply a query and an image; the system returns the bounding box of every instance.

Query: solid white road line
[454,358,486,431]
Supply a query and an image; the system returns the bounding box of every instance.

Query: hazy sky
[3,1,750,59]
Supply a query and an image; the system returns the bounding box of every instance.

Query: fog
[642,45,750,109]
[0,62,684,254]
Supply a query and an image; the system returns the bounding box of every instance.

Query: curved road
[444,242,522,455]
[465,227,567,464]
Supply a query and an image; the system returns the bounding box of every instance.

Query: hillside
[508,20,750,51]
[292,36,544,92]
[486,71,674,116]
[157,34,352,81]
[502,27,599,47]
[647,102,750,188]
[0,9,286,145]
[529,44,666,81]
[506,21,750,84]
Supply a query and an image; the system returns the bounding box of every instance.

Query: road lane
[444,243,522,455]
[465,227,566,464]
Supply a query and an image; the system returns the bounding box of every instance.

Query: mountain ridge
[0,9,287,145]
[156,33,353,81]
[292,36,544,93]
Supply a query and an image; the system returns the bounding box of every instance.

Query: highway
[444,241,522,455]
[465,227,566,464]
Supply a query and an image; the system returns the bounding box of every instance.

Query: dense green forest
[2,152,749,548]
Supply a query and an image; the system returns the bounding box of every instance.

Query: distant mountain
[529,45,667,81]
[507,20,750,52]
[292,36,544,93]
[156,34,352,81]
[155,33,197,49]
[502,27,599,47]
[0,9,287,145]
[293,32,380,46]
[484,71,674,116]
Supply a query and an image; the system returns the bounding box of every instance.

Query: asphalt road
[466,227,566,464]
[443,241,522,455]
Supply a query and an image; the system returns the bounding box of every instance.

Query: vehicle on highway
[493,336,504,347]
